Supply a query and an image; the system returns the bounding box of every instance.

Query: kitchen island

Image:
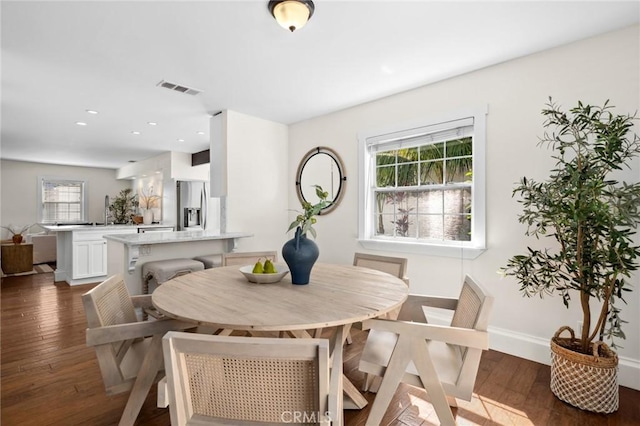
[105,230,252,295]
[42,223,174,285]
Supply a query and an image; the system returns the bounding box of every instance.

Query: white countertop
[41,223,171,232]
[103,231,252,246]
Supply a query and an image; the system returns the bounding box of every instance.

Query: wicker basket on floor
[550,326,619,413]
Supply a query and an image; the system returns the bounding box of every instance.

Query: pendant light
[268,0,315,32]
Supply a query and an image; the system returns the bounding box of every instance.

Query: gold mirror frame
[295,146,346,215]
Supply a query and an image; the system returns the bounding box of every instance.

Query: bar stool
[193,254,222,269]
[142,258,205,295]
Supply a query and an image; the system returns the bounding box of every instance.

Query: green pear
[252,260,264,274]
[264,259,277,274]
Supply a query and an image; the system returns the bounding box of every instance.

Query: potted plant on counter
[502,98,640,413]
[138,188,161,225]
[109,188,139,224]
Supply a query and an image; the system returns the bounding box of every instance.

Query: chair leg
[447,395,458,408]
[118,335,164,426]
[365,338,412,426]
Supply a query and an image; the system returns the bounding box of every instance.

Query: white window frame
[358,106,487,259]
[37,176,88,224]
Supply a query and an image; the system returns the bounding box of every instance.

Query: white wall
[0,160,130,237]
[224,110,289,254]
[288,25,640,389]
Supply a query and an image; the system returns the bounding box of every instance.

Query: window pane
[420,160,444,185]
[375,214,395,236]
[445,158,472,183]
[446,137,472,157]
[376,151,396,166]
[397,147,418,163]
[444,214,471,241]
[397,163,418,186]
[376,165,396,187]
[419,142,444,161]
[418,189,443,214]
[417,214,443,240]
[444,188,471,214]
[375,192,394,214]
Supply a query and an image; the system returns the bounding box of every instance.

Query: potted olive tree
[503,98,640,413]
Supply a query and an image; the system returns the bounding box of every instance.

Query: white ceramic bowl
[239,263,290,284]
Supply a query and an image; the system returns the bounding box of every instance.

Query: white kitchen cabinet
[46,226,141,285]
[72,240,107,278]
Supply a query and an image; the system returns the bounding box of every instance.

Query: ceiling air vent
[156,80,202,96]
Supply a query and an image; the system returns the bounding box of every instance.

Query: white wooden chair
[221,250,278,266]
[162,332,333,425]
[82,274,193,426]
[353,252,410,286]
[343,253,410,343]
[358,275,493,426]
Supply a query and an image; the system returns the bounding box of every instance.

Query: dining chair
[358,275,493,426]
[353,252,410,286]
[343,252,410,343]
[162,332,334,425]
[221,250,278,266]
[82,274,193,426]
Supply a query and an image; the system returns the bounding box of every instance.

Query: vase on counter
[142,209,153,225]
[282,227,319,285]
[12,234,23,244]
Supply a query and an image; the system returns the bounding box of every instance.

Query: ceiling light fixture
[131,131,141,135]
[147,122,157,126]
[268,0,314,32]
[85,109,98,114]
[75,122,87,126]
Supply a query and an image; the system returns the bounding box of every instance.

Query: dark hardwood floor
[1,270,639,425]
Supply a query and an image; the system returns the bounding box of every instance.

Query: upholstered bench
[142,258,204,295]
[193,254,222,269]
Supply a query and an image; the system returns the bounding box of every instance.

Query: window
[358,107,486,258]
[38,177,87,224]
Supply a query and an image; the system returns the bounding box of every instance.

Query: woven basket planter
[550,326,619,413]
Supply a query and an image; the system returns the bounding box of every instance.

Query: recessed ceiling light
[131,131,141,135]
[147,122,157,126]
[75,121,87,126]
[196,131,205,135]
[177,139,185,142]
[86,109,98,114]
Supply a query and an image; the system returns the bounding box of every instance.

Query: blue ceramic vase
[282,227,319,285]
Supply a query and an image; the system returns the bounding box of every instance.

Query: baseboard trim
[426,310,640,391]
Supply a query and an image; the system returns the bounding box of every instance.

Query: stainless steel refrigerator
[176,180,208,231]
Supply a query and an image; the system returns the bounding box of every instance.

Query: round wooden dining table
[152,262,408,332]
[151,262,408,424]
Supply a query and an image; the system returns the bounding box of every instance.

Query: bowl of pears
[239,259,290,284]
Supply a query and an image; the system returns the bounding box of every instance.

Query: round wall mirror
[296,146,346,215]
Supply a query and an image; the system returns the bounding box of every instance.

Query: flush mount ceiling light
[268,0,314,32]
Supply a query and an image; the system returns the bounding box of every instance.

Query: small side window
[38,177,87,224]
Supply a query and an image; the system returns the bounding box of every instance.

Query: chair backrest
[82,274,144,395]
[222,250,278,266]
[353,252,409,286]
[163,332,331,425]
[449,275,493,397]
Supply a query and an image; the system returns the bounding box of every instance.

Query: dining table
[151,262,409,425]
